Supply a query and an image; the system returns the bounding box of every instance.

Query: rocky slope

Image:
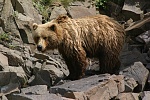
[0,0,150,100]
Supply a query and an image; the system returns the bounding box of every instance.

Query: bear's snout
[37,45,43,51]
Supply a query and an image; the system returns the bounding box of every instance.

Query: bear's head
[32,22,63,52]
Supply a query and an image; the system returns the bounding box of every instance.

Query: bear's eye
[36,36,40,40]
[34,36,40,43]
[43,37,47,40]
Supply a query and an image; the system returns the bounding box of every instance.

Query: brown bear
[32,14,125,80]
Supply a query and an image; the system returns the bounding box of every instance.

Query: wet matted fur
[32,14,125,80]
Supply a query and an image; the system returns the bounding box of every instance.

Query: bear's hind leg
[99,55,120,74]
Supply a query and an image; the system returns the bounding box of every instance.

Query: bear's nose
[37,45,42,51]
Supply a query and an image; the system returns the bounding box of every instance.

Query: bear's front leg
[61,47,87,80]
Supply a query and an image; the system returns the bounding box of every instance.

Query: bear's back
[58,15,125,57]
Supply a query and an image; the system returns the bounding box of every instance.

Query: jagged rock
[0,96,8,100]
[144,12,150,18]
[0,44,24,67]
[1,50,24,67]
[67,6,94,19]
[125,17,150,36]
[136,30,150,44]
[24,59,33,77]
[124,77,138,92]
[1,0,21,37]
[142,91,150,100]
[0,95,8,100]
[63,92,87,100]
[122,0,143,21]
[7,93,63,100]
[0,27,4,34]
[105,1,122,20]
[49,6,67,20]
[0,52,8,66]
[123,0,143,15]
[120,62,149,92]
[115,93,139,100]
[28,52,69,86]
[11,0,42,24]
[0,72,20,96]
[21,85,48,95]
[0,0,4,12]
[85,58,99,75]
[33,52,69,77]
[15,13,35,44]
[67,1,96,18]
[51,74,125,100]
[62,97,75,100]
[2,66,28,86]
[0,0,42,45]
[120,48,147,68]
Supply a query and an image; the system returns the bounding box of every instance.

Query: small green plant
[61,0,73,7]
[0,33,17,49]
[0,33,11,42]
[32,0,82,22]
[95,0,125,10]
[13,11,19,18]
[96,0,108,10]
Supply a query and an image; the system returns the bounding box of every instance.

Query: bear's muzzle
[37,45,43,51]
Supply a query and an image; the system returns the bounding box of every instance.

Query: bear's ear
[49,24,56,32]
[56,14,68,23]
[33,23,38,30]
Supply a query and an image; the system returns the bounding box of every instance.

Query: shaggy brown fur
[32,14,125,80]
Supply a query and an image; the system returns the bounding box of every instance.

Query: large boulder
[67,1,97,18]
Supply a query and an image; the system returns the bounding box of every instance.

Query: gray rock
[67,6,95,19]
[28,52,69,86]
[115,93,139,100]
[29,63,66,86]
[0,95,8,100]
[0,0,4,13]
[120,62,149,92]
[125,17,150,36]
[106,1,122,19]
[51,74,125,100]
[11,0,42,24]
[124,77,138,92]
[15,13,35,44]
[24,59,33,77]
[0,52,8,66]
[67,1,97,19]
[21,85,48,95]
[28,73,52,87]
[7,93,63,100]
[142,91,150,100]
[122,0,143,21]
[1,49,24,67]
[50,6,67,21]
[120,48,147,68]
[2,66,28,86]
[67,0,97,18]
[0,27,5,35]
[136,30,150,44]
[123,0,143,14]
[0,72,20,96]
[1,0,21,37]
